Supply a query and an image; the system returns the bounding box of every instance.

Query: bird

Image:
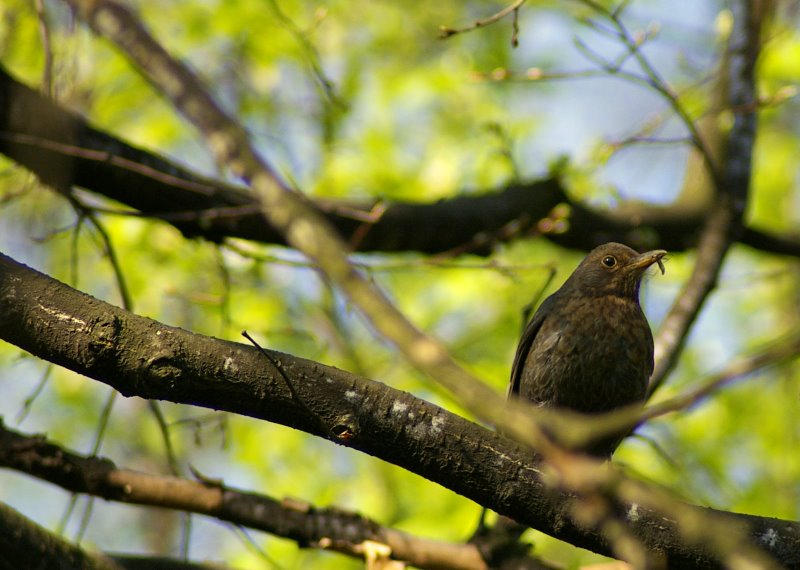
[509,242,666,457]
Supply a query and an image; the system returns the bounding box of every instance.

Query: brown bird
[510,242,666,456]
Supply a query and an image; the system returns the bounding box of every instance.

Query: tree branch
[439,0,526,47]
[1,251,799,568]
[644,328,800,421]
[0,421,499,570]
[1,64,798,259]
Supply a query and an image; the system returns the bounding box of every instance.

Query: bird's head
[565,242,667,299]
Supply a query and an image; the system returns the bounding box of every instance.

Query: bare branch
[34,0,54,98]
[0,421,497,570]
[266,0,347,109]
[576,1,719,178]
[2,64,800,259]
[440,1,527,47]
[644,328,800,421]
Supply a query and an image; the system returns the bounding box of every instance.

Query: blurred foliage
[1,0,800,568]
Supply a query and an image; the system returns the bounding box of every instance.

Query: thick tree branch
[1,64,798,259]
[0,62,559,256]
[1,252,799,568]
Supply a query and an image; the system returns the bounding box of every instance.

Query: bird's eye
[601,255,617,268]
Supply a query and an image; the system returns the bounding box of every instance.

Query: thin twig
[242,330,331,436]
[15,365,54,424]
[266,0,346,109]
[584,11,717,181]
[644,329,800,422]
[68,198,133,310]
[222,240,556,275]
[34,0,54,98]
[440,0,527,46]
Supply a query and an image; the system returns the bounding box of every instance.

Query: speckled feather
[509,243,666,456]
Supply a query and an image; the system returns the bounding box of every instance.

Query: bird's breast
[520,295,652,414]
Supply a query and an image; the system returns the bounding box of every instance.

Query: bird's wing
[507,296,554,399]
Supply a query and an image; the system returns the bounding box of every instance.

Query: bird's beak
[630,249,667,275]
